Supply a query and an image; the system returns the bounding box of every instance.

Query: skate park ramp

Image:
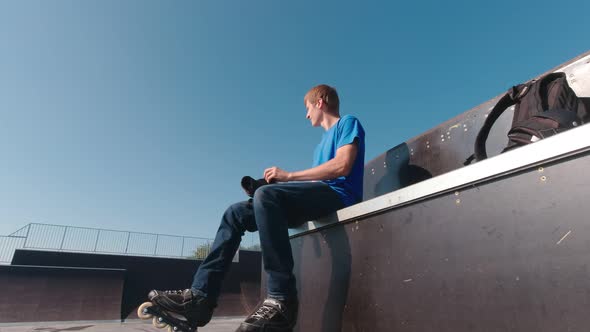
[282,51,590,331]
[0,265,125,322]
[9,249,261,322]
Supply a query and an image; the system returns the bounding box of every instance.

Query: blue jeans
[191,181,344,302]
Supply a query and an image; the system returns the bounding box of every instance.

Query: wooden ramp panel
[0,265,125,322]
[289,51,590,331]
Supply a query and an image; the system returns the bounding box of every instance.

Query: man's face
[305,100,322,127]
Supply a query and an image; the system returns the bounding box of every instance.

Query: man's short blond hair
[304,84,340,114]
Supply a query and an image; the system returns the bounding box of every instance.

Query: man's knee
[227,201,248,212]
[222,201,256,233]
[252,184,280,204]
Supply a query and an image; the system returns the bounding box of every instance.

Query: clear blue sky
[1,0,588,240]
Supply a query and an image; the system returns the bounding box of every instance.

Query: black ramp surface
[291,151,590,331]
[0,265,125,322]
[11,250,261,320]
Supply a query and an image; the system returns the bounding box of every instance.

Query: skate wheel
[137,302,154,319]
[167,326,175,332]
[153,316,168,328]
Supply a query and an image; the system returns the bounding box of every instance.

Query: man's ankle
[191,288,208,298]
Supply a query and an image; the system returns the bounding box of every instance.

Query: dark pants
[191,181,344,301]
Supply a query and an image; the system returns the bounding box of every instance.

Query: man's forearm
[288,158,349,182]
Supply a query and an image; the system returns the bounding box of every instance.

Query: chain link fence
[0,223,221,264]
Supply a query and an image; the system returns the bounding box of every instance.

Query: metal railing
[1,223,219,264]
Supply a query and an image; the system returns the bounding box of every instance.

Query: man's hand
[264,166,291,183]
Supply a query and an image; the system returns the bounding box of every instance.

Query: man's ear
[317,98,324,110]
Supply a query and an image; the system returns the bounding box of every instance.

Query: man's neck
[321,113,340,131]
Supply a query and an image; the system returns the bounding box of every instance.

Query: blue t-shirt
[312,115,365,207]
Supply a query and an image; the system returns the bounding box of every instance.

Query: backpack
[472,72,588,162]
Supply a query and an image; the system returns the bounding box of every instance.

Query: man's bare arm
[264,141,358,183]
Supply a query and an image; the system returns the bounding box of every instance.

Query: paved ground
[0,317,244,332]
